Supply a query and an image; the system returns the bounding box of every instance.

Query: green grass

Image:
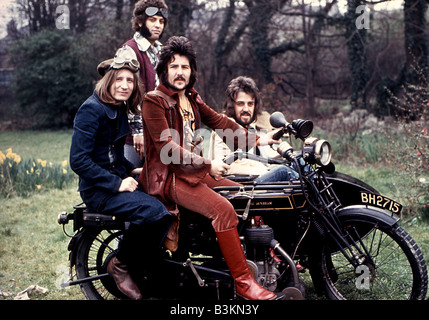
[0,187,83,300]
[0,130,73,163]
[0,130,428,300]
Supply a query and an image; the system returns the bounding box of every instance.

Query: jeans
[81,186,171,226]
[254,164,299,183]
[124,143,143,168]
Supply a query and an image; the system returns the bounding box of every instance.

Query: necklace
[179,97,194,121]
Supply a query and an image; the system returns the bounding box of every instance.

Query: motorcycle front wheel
[321,221,428,300]
[74,229,127,300]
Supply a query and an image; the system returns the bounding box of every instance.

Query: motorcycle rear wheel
[321,222,428,300]
[74,229,127,300]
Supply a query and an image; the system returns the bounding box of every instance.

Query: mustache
[240,111,252,117]
[174,76,186,81]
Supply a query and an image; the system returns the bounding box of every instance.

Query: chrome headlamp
[303,137,332,166]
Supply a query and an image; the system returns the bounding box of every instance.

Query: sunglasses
[145,7,168,19]
[109,56,140,73]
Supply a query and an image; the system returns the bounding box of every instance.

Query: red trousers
[169,174,241,232]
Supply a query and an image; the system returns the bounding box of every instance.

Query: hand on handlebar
[258,130,282,146]
[210,159,231,179]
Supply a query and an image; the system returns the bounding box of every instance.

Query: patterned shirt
[124,33,163,136]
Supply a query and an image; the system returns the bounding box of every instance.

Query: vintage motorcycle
[58,112,428,300]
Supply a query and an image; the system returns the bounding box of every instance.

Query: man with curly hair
[121,0,169,168]
[208,76,298,183]
[139,36,283,300]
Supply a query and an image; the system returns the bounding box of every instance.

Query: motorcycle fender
[67,230,86,268]
[336,205,400,228]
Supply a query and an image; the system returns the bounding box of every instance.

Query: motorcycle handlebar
[272,128,285,141]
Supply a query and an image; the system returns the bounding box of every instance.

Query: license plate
[360,192,402,214]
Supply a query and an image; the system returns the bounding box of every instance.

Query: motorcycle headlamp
[303,137,332,166]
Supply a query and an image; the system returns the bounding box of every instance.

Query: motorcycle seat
[72,203,126,230]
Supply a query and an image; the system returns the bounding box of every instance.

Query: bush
[8,30,93,129]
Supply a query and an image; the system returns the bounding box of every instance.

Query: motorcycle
[58,112,428,300]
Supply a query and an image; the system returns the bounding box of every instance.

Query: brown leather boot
[216,228,278,300]
[107,256,142,300]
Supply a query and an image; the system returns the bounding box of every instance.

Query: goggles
[108,46,140,73]
[145,7,168,19]
[109,56,140,73]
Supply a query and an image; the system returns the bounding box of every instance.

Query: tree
[376,0,428,117]
[344,0,369,110]
[9,30,93,128]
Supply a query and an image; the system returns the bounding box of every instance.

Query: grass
[0,130,428,300]
[0,130,73,163]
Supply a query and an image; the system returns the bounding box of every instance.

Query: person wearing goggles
[71,55,172,300]
[119,0,169,169]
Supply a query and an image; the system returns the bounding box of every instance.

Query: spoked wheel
[74,229,127,300]
[321,222,428,300]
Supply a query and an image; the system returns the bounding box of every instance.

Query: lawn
[1,130,428,300]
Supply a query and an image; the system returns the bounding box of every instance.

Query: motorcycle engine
[245,225,281,291]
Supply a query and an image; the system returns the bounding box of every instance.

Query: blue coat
[70,91,135,210]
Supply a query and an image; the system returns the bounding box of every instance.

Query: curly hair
[156,36,198,90]
[131,0,168,37]
[223,76,262,122]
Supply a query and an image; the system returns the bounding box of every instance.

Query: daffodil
[14,155,21,164]
[41,160,47,167]
[62,168,67,174]
[61,160,68,167]
[7,152,16,160]
[36,185,42,190]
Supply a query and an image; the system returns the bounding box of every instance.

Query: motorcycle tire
[74,228,128,300]
[320,221,428,300]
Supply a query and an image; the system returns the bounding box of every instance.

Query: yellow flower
[0,151,5,161]
[41,160,47,167]
[7,152,16,160]
[31,168,34,173]
[37,159,42,164]
[62,168,68,174]
[14,155,21,164]
[49,162,53,167]
[36,185,42,190]
[62,160,68,167]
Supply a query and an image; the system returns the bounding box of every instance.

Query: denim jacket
[70,91,135,199]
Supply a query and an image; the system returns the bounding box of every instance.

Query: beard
[236,112,254,127]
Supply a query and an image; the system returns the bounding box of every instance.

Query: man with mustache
[139,36,284,300]
[209,76,298,182]
[121,0,169,168]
